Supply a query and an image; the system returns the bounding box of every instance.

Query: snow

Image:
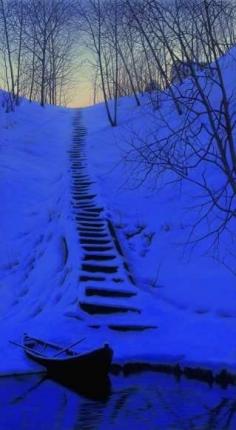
[0,48,235,379]
[0,98,82,373]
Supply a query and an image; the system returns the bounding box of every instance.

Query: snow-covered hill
[0,99,82,373]
[0,47,235,378]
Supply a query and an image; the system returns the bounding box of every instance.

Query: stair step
[80,275,106,282]
[80,232,109,239]
[76,212,101,219]
[80,239,112,247]
[77,217,104,224]
[108,324,157,332]
[75,189,91,194]
[81,264,118,274]
[85,287,136,298]
[74,203,96,209]
[79,227,106,234]
[72,177,91,182]
[73,184,90,189]
[83,246,114,253]
[73,191,91,197]
[73,180,90,185]
[73,181,94,186]
[84,254,116,261]
[77,214,102,222]
[79,301,140,315]
[74,194,96,200]
[83,209,103,214]
[79,222,105,228]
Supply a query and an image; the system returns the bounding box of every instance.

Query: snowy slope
[0,48,236,378]
[81,51,236,374]
[0,97,162,375]
[0,98,83,373]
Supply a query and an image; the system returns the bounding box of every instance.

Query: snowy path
[70,111,157,332]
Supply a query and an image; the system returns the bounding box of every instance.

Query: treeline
[0,0,75,110]
[1,0,236,116]
[80,0,236,247]
[80,0,236,125]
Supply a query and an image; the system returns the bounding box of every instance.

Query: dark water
[0,372,236,430]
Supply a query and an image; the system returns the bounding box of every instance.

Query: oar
[53,337,86,357]
[9,340,45,357]
[23,334,69,351]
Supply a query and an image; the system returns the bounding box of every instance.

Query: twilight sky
[68,47,96,108]
[71,77,93,107]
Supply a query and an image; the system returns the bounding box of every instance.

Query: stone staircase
[69,111,157,332]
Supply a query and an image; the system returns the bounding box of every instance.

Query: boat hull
[26,346,113,381]
[23,335,113,387]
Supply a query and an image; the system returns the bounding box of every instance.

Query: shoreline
[1,358,236,389]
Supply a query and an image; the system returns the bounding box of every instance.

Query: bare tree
[125,0,236,248]
[0,0,75,109]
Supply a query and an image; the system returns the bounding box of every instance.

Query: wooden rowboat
[22,334,113,382]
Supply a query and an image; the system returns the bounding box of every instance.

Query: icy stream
[0,372,236,429]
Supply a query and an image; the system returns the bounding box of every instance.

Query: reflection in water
[0,372,236,429]
[53,375,111,402]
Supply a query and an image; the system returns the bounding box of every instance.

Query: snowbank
[0,47,235,381]
[81,52,236,377]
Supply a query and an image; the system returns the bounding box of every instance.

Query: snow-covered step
[108,324,157,332]
[81,256,119,266]
[83,245,114,253]
[76,213,103,220]
[73,183,91,188]
[78,211,103,218]
[80,270,125,282]
[72,172,90,177]
[73,201,98,207]
[76,212,102,219]
[72,177,93,182]
[84,254,116,262]
[78,222,106,229]
[71,111,143,324]
[80,238,112,246]
[79,232,109,239]
[77,219,106,227]
[77,205,101,211]
[81,263,119,274]
[80,274,106,282]
[78,221,106,228]
[79,228,107,235]
[79,222,106,229]
[79,299,141,315]
[73,196,96,201]
[73,193,97,201]
[71,175,91,180]
[73,204,98,210]
[80,232,110,240]
[73,188,91,194]
[72,162,87,167]
[71,164,86,168]
[81,207,104,213]
[78,219,106,226]
[85,286,136,298]
[72,176,92,181]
